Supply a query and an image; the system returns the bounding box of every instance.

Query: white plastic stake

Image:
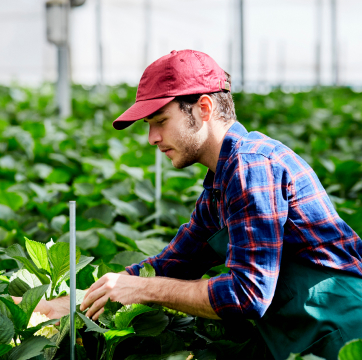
[69,201,76,360]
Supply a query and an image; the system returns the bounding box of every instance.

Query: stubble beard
[171,122,203,169]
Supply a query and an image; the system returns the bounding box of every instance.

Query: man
[37,50,362,359]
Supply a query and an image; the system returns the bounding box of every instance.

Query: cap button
[170,50,177,54]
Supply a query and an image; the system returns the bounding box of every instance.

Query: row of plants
[0,236,360,360]
[0,84,361,359]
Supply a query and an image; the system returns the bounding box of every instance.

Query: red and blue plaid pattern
[127,122,362,320]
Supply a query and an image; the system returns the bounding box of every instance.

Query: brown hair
[174,71,236,126]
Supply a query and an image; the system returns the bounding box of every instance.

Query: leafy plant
[4,237,93,300]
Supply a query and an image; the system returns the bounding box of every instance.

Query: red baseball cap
[113,49,230,130]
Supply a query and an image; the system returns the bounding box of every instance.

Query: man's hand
[80,272,143,320]
[12,295,70,324]
[80,271,220,321]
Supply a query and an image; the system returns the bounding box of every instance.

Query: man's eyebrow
[144,109,165,121]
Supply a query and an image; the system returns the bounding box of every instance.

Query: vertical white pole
[57,44,71,117]
[240,0,245,90]
[95,0,104,91]
[57,1,71,118]
[315,0,322,86]
[69,201,76,360]
[144,0,151,69]
[331,0,338,86]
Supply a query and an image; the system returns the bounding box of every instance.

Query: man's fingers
[83,277,106,305]
[80,286,107,312]
[85,295,108,319]
[92,307,105,321]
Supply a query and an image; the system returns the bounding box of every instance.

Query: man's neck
[199,120,236,173]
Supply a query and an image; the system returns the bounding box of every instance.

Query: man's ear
[196,95,214,122]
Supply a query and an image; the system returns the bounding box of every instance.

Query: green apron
[207,226,362,360]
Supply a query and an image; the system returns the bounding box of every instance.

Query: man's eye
[158,119,166,124]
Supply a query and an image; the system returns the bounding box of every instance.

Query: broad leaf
[9,268,42,290]
[104,297,123,314]
[0,314,14,344]
[19,285,49,325]
[139,263,156,278]
[5,243,26,269]
[7,335,56,360]
[136,239,168,256]
[132,307,169,337]
[48,242,80,286]
[0,296,27,330]
[76,264,96,290]
[8,277,31,297]
[21,319,59,340]
[0,344,12,356]
[59,255,94,284]
[110,251,146,267]
[76,312,108,333]
[97,261,114,278]
[12,256,50,285]
[338,339,362,360]
[103,328,135,341]
[115,304,155,330]
[25,237,50,273]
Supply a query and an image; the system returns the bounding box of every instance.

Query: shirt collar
[203,122,248,191]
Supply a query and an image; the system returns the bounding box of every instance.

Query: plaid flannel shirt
[126,122,362,320]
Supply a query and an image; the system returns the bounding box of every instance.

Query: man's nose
[148,124,162,145]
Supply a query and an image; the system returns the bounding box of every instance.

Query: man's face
[145,101,205,169]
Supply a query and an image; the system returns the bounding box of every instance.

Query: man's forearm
[142,276,221,320]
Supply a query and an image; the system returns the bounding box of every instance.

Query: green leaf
[104,297,123,314]
[21,319,59,340]
[59,255,94,284]
[76,264,96,290]
[134,179,155,202]
[139,263,156,278]
[58,230,99,250]
[0,204,18,221]
[9,268,42,291]
[97,261,114,279]
[115,304,155,329]
[0,344,12,356]
[83,204,116,226]
[338,339,362,360]
[103,328,135,342]
[110,251,146,267]
[0,314,14,344]
[8,278,31,297]
[48,242,80,286]
[12,256,50,285]
[132,307,169,337]
[44,315,70,360]
[19,285,49,325]
[0,190,23,211]
[112,222,142,241]
[0,296,27,330]
[76,312,108,333]
[25,237,50,273]
[5,244,27,269]
[7,335,56,360]
[136,239,168,256]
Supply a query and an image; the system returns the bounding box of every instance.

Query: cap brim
[113,97,175,130]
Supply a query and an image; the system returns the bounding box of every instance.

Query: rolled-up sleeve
[208,151,290,320]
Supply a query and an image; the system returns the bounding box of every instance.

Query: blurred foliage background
[0,85,361,272]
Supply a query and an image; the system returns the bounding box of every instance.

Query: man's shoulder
[232,131,291,160]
